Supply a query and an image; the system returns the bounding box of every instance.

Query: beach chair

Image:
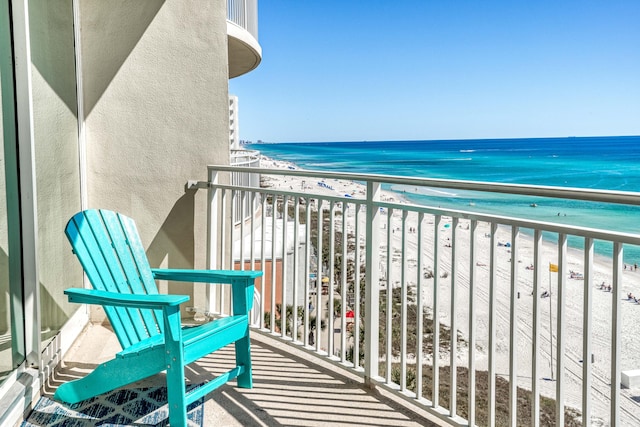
[54,209,262,426]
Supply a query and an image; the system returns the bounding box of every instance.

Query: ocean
[249,136,640,263]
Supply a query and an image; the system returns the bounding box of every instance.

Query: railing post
[611,242,623,426]
[488,221,498,427]
[314,200,324,353]
[328,201,336,356]
[582,237,594,427]
[206,168,219,314]
[243,0,248,29]
[468,220,479,427]
[384,208,393,383]
[281,195,289,339]
[556,233,567,427]
[509,226,519,426]
[531,229,543,427]
[364,181,381,385]
[433,215,442,408]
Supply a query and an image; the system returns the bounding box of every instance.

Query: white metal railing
[196,165,640,427]
[230,150,260,224]
[230,149,260,168]
[227,0,258,40]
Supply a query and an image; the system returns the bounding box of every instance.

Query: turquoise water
[249,136,640,263]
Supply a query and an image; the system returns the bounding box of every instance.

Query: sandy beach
[258,155,640,424]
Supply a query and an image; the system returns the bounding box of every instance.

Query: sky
[229,1,640,143]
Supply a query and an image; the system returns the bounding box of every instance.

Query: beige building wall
[78,1,231,300]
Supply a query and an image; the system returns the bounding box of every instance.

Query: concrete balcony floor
[45,323,443,426]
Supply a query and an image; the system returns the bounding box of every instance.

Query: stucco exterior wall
[78,1,231,299]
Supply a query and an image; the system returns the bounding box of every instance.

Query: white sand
[258,155,640,424]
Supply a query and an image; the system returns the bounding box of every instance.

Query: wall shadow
[29,0,165,116]
[146,191,196,294]
[28,0,77,115]
[78,0,165,116]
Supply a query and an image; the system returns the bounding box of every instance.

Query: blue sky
[230,1,640,143]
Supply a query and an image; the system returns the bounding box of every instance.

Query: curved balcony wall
[227,0,262,78]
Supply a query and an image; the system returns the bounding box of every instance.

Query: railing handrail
[230,158,260,167]
[230,150,260,165]
[203,180,640,247]
[205,164,640,206]
[231,149,260,157]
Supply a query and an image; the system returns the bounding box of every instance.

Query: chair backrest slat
[66,216,135,347]
[117,214,162,296]
[100,211,163,334]
[82,210,155,345]
[66,210,163,349]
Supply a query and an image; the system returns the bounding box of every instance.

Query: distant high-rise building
[230,95,240,149]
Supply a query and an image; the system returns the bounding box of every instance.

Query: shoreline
[257,154,640,423]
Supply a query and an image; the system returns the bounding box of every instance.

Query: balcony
[230,149,261,168]
[40,165,640,426]
[227,0,261,78]
[195,164,640,426]
[50,322,442,426]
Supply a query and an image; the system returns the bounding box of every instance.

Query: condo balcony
[227,0,262,78]
[37,165,640,426]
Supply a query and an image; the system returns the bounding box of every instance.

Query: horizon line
[247,134,640,145]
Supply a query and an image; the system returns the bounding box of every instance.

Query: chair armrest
[152,268,262,315]
[64,288,189,309]
[151,268,262,284]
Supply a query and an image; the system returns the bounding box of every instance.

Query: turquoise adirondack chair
[54,209,262,426]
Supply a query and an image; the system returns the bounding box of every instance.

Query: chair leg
[235,332,252,388]
[166,363,187,426]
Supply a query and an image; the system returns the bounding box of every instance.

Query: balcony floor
[44,322,443,426]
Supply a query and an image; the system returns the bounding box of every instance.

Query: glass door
[0,84,15,383]
[0,0,83,385]
[0,0,25,384]
[29,0,83,349]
